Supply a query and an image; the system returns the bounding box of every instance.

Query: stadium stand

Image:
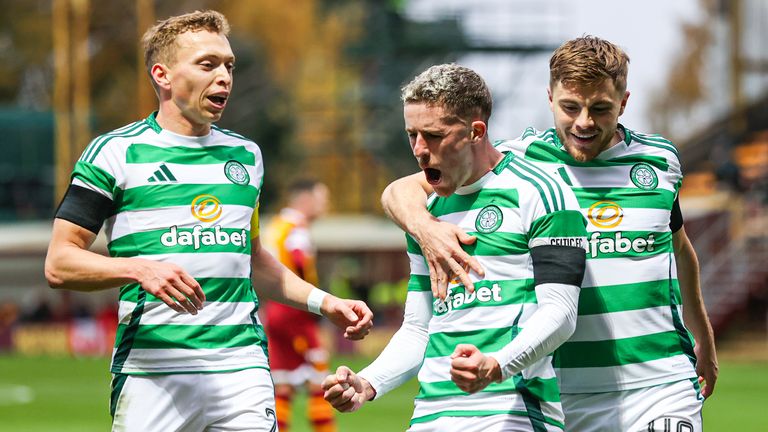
[679,92,768,335]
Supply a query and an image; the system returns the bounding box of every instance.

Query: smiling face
[153,30,235,135]
[405,103,477,197]
[549,78,629,162]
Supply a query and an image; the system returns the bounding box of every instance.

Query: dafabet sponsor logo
[586,200,656,258]
[160,194,247,250]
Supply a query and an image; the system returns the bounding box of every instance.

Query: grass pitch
[0,355,764,431]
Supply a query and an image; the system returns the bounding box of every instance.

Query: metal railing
[690,202,768,333]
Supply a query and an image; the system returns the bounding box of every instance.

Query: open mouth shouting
[207,93,229,110]
[424,167,442,185]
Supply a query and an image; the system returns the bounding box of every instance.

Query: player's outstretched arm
[381,173,484,299]
[45,218,205,314]
[322,366,375,413]
[250,236,373,340]
[674,228,718,398]
[323,292,431,410]
[355,290,431,398]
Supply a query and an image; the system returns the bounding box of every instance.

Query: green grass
[290,356,417,432]
[0,355,415,432]
[701,361,768,430]
[0,355,764,431]
[0,356,112,432]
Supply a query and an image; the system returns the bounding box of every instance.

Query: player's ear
[151,64,171,90]
[469,121,486,141]
[618,90,630,116]
[547,86,554,112]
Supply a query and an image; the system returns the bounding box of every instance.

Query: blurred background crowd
[0,0,766,361]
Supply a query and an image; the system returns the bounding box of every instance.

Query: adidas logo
[147,163,178,183]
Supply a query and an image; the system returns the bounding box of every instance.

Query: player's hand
[322,366,370,412]
[131,258,205,314]
[449,344,501,394]
[412,219,484,301]
[321,296,373,340]
[694,339,718,398]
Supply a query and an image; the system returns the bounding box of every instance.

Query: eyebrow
[405,126,444,134]
[559,98,614,107]
[193,51,235,61]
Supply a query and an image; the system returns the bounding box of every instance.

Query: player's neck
[155,107,212,137]
[281,207,310,224]
[465,143,503,186]
[609,126,625,148]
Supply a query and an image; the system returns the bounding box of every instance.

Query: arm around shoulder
[381,172,485,297]
[380,172,433,233]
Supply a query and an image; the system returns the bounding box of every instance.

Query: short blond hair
[401,63,492,124]
[549,36,630,93]
[141,10,230,72]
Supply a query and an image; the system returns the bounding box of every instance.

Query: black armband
[669,198,684,233]
[55,184,113,234]
[530,245,586,287]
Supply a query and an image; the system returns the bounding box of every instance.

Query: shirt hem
[111,364,270,376]
[559,372,697,394]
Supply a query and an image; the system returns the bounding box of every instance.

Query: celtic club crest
[630,163,658,190]
[475,205,503,233]
[224,160,250,185]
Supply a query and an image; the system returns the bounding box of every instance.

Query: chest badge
[630,163,658,190]
[224,160,250,185]
[475,205,503,234]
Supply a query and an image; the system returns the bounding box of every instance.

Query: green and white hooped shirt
[72,113,268,375]
[407,152,586,430]
[496,126,698,394]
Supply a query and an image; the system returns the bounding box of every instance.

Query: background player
[263,179,336,432]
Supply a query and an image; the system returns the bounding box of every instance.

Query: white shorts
[561,379,703,432]
[271,362,327,387]
[407,414,563,432]
[111,368,277,432]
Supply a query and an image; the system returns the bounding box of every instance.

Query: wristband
[307,288,328,315]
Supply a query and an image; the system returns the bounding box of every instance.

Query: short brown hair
[288,178,323,196]
[401,63,493,124]
[141,10,230,72]
[549,36,630,93]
